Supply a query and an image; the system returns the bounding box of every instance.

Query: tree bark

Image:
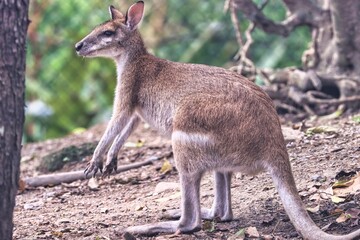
[0,1,29,239]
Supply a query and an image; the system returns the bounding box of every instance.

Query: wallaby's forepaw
[102,157,118,177]
[84,160,103,178]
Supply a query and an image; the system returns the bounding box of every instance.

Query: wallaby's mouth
[75,41,96,57]
[75,46,99,58]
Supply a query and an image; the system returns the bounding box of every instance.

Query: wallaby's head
[75,1,145,59]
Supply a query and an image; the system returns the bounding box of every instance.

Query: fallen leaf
[51,231,63,238]
[333,173,360,197]
[318,107,344,121]
[336,213,351,223]
[234,228,246,239]
[345,208,360,226]
[333,179,354,188]
[306,126,338,135]
[202,220,215,232]
[331,196,346,203]
[352,115,360,124]
[18,178,26,193]
[307,205,320,213]
[246,226,260,238]
[159,159,173,174]
[124,140,145,148]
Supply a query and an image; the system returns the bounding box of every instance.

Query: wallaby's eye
[103,30,115,36]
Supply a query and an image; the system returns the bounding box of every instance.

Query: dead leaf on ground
[202,220,215,232]
[336,213,351,223]
[352,115,360,124]
[159,159,173,174]
[336,208,360,225]
[307,205,320,213]
[318,107,344,121]
[124,140,145,148]
[18,178,26,193]
[331,196,346,203]
[231,228,245,240]
[333,173,360,197]
[306,126,338,135]
[51,231,63,238]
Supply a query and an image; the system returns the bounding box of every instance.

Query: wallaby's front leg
[84,112,132,177]
[103,115,140,176]
[125,171,203,235]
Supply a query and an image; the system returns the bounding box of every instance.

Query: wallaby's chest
[135,101,174,137]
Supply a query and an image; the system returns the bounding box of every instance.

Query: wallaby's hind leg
[208,171,233,221]
[125,171,203,235]
[164,171,233,221]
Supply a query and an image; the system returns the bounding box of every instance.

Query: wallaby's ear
[125,1,144,30]
[109,5,124,21]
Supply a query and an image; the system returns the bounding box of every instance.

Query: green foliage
[25,0,310,142]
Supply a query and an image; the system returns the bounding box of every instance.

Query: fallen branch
[24,155,166,188]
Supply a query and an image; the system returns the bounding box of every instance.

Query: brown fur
[75,2,360,239]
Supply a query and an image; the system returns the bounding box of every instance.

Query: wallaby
[75,1,360,239]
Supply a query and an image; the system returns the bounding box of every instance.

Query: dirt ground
[14,113,360,240]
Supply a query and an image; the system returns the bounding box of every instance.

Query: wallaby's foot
[124,220,201,236]
[84,160,103,178]
[163,208,233,222]
[103,157,118,176]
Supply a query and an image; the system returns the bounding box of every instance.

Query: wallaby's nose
[75,42,83,52]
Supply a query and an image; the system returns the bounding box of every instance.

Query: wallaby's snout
[75,1,145,59]
[75,42,83,52]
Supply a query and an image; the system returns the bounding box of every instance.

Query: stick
[24,156,163,187]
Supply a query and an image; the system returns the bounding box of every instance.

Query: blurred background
[25,0,310,142]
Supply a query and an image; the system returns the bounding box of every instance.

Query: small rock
[88,178,99,191]
[97,222,109,228]
[154,182,179,194]
[282,126,303,143]
[246,226,259,238]
[24,200,44,210]
[100,208,109,213]
[140,171,149,180]
[56,218,71,225]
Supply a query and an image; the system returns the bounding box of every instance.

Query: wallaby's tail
[268,162,360,240]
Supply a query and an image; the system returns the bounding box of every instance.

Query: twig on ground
[24,154,169,188]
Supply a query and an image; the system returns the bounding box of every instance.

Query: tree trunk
[0,1,29,239]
